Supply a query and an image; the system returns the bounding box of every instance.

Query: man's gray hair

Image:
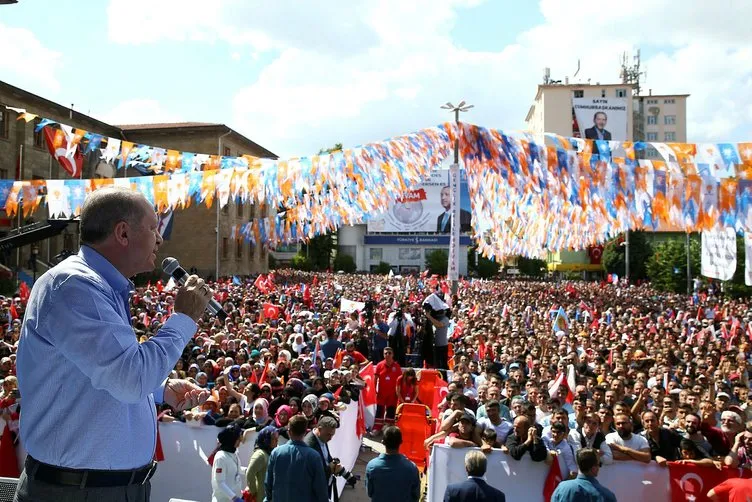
[464,450,487,477]
[80,187,150,245]
[317,416,339,430]
[722,410,743,425]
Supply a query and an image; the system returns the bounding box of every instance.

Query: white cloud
[97,99,184,126]
[106,0,752,157]
[0,23,63,95]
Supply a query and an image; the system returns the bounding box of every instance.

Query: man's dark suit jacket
[584,126,612,141]
[443,478,506,502]
[304,431,338,501]
[436,209,472,233]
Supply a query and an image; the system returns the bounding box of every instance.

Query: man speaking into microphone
[15,187,213,502]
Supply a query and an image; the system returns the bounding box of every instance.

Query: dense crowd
[3,269,752,500]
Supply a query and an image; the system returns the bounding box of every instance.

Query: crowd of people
[5,266,752,501]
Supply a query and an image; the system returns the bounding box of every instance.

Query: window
[646,132,658,141]
[236,240,243,260]
[222,203,229,215]
[222,237,229,259]
[646,149,657,158]
[0,108,7,139]
[237,202,243,217]
[664,98,675,104]
[0,169,7,179]
[260,246,267,262]
[647,115,657,125]
[646,99,658,104]
[664,115,676,125]
[370,248,383,261]
[223,146,231,156]
[601,89,606,98]
[398,248,421,260]
[616,88,627,97]
[33,118,44,148]
[573,90,584,98]
[665,132,676,141]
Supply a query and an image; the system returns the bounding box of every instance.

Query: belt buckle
[142,462,157,485]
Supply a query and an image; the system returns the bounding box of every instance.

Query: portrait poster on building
[366,160,471,233]
[701,227,737,281]
[572,97,628,142]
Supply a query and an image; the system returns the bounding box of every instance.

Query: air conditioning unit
[648,107,660,115]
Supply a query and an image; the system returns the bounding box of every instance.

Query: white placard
[745,233,752,286]
[701,227,737,280]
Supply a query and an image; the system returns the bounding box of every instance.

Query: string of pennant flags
[5,107,752,256]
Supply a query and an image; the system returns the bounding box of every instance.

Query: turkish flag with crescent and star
[668,462,751,502]
[542,455,562,502]
[262,303,280,320]
[359,362,377,407]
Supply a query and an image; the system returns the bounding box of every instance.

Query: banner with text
[448,163,460,281]
[746,233,752,286]
[427,445,669,502]
[701,227,737,281]
[573,97,628,141]
[366,162,471,233]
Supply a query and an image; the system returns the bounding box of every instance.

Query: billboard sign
[366,163,471,233]
[573,97,628,141]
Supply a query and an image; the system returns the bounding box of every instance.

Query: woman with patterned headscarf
[245,425,278,502]
[275,404,293,439]
[302,394,319,429]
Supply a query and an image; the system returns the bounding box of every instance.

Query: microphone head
[162,257,181,276]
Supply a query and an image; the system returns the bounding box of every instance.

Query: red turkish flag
[0,424,19,478]
[18,283,30,304]
[43,126,83,178]
[356,394,367,437]
[542,456,563,502]
[359,362,377,407]
[262,303,280,320]
[668,462,748,502]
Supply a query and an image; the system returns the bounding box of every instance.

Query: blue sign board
[364,235,472,246]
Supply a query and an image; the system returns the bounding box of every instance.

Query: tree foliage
[291,252,313,271]
[374,261,392,274]
[425,249,448,275]
[602,231,653,281]
[517,256,546,277]
[301,234,334,270]
[333,253,357,273]
[646,237,700,293]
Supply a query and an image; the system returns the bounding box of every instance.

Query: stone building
[0,79,277,281]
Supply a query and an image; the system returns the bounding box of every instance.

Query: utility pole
[624,230,630,283]
[440,101,473,296]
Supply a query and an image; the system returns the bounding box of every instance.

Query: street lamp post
[440,101,473,296]
[31,244,39,282]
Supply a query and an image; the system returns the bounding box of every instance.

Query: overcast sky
[2,0,751,158]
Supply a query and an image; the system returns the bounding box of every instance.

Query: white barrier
[427,445,671,502]
[151,402,360,502]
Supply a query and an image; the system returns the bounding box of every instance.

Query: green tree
[517,256,546,277]
[476,256,500,278]
[602,231,653,281]
[425,249,448,275]
[646,237,700,293]
[333,253,357,273]
[291,252,313,271]
[301,234,334,270]
[374,261,392,274]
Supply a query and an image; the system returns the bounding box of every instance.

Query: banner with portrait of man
[366,160,471,233]
[573,97,628,142]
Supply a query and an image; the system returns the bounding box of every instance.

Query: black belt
[25,456,157,488]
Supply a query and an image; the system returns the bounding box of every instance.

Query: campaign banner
[448,163,460,282]
[366,162,471,233]
[746,233,752,286]
[340,298,366,313]
[573,97,628,141]
[701,226,737,281]
[427,445,670,502]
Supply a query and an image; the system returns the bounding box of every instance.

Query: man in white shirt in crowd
[605,413,651,463]
[477,400,513,445]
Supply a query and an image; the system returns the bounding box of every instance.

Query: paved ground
[340,436,429,502]
[340,436,384,502]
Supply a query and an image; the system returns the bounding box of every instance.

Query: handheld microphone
[161,257,228,321]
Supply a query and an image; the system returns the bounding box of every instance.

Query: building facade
[525,82,689,274]
[0,80,276,281]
